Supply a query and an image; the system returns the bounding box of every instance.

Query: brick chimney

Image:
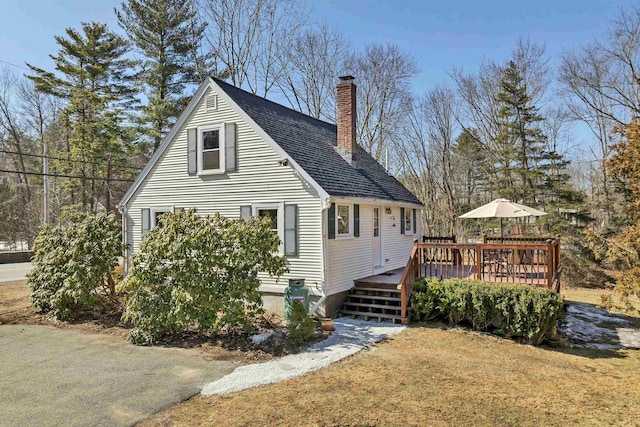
[336,75,357,166]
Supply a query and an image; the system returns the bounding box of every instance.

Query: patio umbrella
[459,198,547,237]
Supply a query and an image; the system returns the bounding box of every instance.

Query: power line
[0,59,30,71]
[0,168,134,182]
[0,149,143,171]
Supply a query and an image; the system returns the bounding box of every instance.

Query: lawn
[141,287,640,427]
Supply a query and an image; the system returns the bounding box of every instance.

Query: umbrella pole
[500,218,503,239]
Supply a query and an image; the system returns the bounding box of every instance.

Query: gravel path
[201,317,405,396]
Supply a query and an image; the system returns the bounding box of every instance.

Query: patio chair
[514,249,534,279]
[482,249,512,277]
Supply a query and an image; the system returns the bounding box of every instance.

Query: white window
[404,208,413,235]
[252,203,284,254]
[198,123,225,175]
[150,206,174,228]
[336,204,352,237]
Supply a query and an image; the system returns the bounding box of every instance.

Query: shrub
[411,278,564,345]
[27,213,126,320]
[119,210,287,345]
[288,300,316,342]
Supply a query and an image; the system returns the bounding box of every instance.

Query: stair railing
[397,242,420,325]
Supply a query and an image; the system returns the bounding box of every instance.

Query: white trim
[261,282,354,296]
[373,205,384,274]
[330,196,423,209]
[197,123,226,175]
[259,283,324,297]
[252,202,285,254]
[119,80,212,207]
[324,281,358,296]
[335,203,353,238]
[150,205,174,228]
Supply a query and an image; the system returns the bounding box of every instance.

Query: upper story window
[336,204,352,237]
[198,123,225,175]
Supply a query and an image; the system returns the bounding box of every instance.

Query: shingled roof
[214,78,422,206]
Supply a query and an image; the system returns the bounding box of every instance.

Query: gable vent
[205,94,217,110]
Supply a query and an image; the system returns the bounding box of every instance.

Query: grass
[0,280,37,324]
[141,289,640,427]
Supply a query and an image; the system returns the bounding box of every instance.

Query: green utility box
[284,278,309,320]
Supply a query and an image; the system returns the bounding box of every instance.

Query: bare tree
[0,69,34,202]
[276,22,348,121]
[199,0,308,97]
[395,86,460,235]
[345,43,418,161]
[451,38,552,200]
[559,7,640,227]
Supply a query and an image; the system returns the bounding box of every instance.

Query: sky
[0,0,633,151]
[0,0,630,84]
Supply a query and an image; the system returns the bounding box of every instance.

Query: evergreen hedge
[411,278,564,345]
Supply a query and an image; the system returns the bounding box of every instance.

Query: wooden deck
[396,236,562,324]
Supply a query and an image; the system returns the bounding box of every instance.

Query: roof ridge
[211,77,337,130]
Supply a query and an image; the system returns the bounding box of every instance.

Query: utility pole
[43,141,49,225]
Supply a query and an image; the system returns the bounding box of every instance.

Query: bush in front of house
[119,210,287,345]
[411,278,564,345]
[27,213,126,320]
[287,300,317,342]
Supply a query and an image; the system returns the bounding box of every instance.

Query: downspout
[309,196,331,316]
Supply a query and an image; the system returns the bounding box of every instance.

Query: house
[118,76,424,316]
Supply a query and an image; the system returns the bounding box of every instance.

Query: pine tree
[493,61,583,233]
[27,22,134,212]
[116,0,207,151]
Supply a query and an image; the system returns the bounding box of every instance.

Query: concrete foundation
[260,288,351,319]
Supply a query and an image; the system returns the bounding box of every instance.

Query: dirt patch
[0,280,326,362]
[0,280,131,339]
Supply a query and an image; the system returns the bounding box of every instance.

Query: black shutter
[400,207,405,234]
[413,209,417,234]
[141,208,150,234]
[225,123,236,172]
[187,128,197,175]
[353,204,360,237]
[284,204,298,256]
[328,203,335,239]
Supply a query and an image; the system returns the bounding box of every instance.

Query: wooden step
[340,309,402,321]
[346,294,401,302]
[354,281,399,288]
[343,301,401,310]
[351,287,400,294]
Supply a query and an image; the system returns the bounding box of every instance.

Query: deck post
[476,244,482,280]
[546,243,554,289]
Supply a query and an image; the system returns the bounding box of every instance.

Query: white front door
[373,206,383,271]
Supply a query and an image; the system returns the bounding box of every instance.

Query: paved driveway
[0,262,32,283]
[0,325,239,426]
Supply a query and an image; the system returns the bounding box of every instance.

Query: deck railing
[397,236,561,324]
